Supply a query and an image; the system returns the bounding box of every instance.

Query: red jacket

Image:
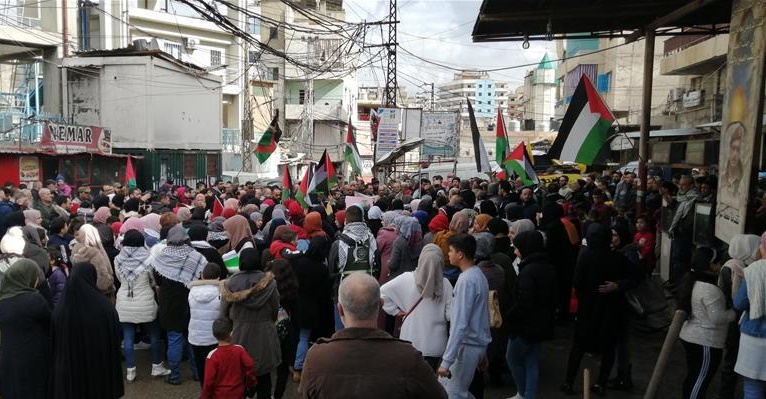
[201,344,256,399]
[269,240,298,260]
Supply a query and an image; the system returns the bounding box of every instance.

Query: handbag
[393,295,424,338]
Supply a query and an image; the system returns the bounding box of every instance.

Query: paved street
[125,317,707,399]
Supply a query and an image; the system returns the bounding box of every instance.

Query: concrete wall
[65,55,222,150]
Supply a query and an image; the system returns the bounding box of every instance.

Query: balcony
[222,128,241,153]
[285,103,349,122]
[660,34,728,76]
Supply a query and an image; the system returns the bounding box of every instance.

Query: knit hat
[239,247,261,272]
[188,223,209,241]
[488,218,509,236]
[0,227,26,255]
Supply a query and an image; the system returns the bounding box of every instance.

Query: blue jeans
[166,331,198,380]
[507,338,540,399]
[122,321,164,368]
[294,328,311,370]
[743,377,766,399]
[439,345,485,399]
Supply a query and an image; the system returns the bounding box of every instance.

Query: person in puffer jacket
[188,263,223,386]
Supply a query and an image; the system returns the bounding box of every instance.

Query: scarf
[115,246,151,297]
[723,234,761,298]
[745,260,766,320]
[338,222,377,269]
[670,187,699,234]
[0,258,38,301]
[414,244,444,301]
[141,213,162,233]
[93,206,111,224]
[474,214,492,233]
[301,212,326,238]
[153,244,206,285]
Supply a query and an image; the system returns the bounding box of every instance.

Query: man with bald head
[299,273,446,399]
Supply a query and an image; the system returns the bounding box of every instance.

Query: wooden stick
[583,368,591,399]
[643,310,688,399]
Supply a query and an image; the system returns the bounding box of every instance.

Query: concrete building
[436,70,510,118]
[659,33,728,128]
[521,54,557,131]
[62,50,223,188]
[554,37,683,127]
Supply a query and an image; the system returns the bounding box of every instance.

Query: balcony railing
[0,11,42,28]
[663,34,714,56]
[222,128,241,153]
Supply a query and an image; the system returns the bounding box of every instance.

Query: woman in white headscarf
[71,224,115,296]
[510,219,537,275]
[380,243,453,371]
[719,234,761,398]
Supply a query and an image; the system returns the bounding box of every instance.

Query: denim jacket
[734,279,766,338]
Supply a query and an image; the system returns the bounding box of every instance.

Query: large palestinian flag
[254,111,282,164]
[296,165,311,207]
[308,149,337,195]
[549,75,614,165]
[467,98,491,173]
[504,141,539,186]
[281,163,293,203]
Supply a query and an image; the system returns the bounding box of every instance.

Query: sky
[342,0,555,95]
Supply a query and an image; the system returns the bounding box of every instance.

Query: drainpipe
[62,0,69,56]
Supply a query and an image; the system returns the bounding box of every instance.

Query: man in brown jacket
[299,272,446,399]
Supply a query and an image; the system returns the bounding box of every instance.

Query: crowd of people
[0,169,764,399]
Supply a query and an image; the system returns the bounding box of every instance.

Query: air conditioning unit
[184,37,199,50]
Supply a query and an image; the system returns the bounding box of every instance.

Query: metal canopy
[472,0,733,42]
[374,138,425,167]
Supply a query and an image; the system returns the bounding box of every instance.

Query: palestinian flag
[126,157,137,189]
[308,150,337,196]
[254,111,282,164]
[504,141,539,186]
[211,196,224,220]
[296,165,312,208]
[344,118,363,175]
[281,164,293,202]
[549,75,614,165]
[495,108,510,170]
[467,98,491,173]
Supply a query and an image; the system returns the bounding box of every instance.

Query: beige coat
[71,244,115,295]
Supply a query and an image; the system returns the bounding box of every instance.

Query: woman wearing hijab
[0,259,52,399]
[263,208,289,242]
[93,206,111,225]
[433,211,470,285]
[539,202,577,323]
[0,226,25,284]
[381,243,453,371]
[367,205,383,237]
[176,207,192,228]
[388,216,423,279]
[23,208,43,228]
[221,247,281,399]
[733,232,766,398]
[561,224,633,395]
[53,262,124,399]
[152,224,208,385]
[188,223,227,278]
[141,213,162,248]
[114,230,170,382]
[473,214,492,234]
[506,231,556,399]
[71,224,115,297]
[223,214,257,255]
[291,235,332,379]
[207,216,229,250]
[718,234,761,398]
[376,211,399,283]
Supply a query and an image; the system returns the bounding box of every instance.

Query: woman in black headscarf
[188,223,227,278]
[0,259,52,399]
[561,223,633,395]
[538,202,576,323]
[221,247,281,399]
[53,262,124,399]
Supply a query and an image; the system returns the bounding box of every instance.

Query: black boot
[608,365,633,390]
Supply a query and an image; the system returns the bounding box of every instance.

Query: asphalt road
[125,315,712,399]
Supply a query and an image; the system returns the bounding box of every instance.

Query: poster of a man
[721,121,745,199]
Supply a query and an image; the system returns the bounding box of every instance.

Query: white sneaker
[151,363,171,377]
[126,367,136,382]
[133,341,151,350]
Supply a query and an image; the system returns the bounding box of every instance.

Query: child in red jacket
[269,227,301,261]
[202,319,256,399]
[634,215,655,274]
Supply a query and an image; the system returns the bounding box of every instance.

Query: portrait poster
[715,0,766,243]
[421,112,459,158]
[18,156,39,182]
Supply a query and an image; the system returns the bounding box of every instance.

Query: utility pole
[430,82,434,110]
[384,0,397,108]
[241,4,253,173]
[300,36,316,158]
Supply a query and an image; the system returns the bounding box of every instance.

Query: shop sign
[40,122,112,155]
[19,156,39,181]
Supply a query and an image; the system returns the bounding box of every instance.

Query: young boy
[188,263,223,386]
[202,318,256,399]
[268,227,301,261]
[634,215,655,274]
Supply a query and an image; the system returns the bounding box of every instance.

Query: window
[299,89,306,105]
[206,154,218,176]
[163,42,182,59]
[488,84,492,88]
[690,77,702,91]
[210,50,222,66]
[478,84,483,88]
[271,67,279,80]
[597,72,612,93]
[478,101,482,104]
[246,16,260,34]
[269,27,278,40]
[248,50,259,64]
